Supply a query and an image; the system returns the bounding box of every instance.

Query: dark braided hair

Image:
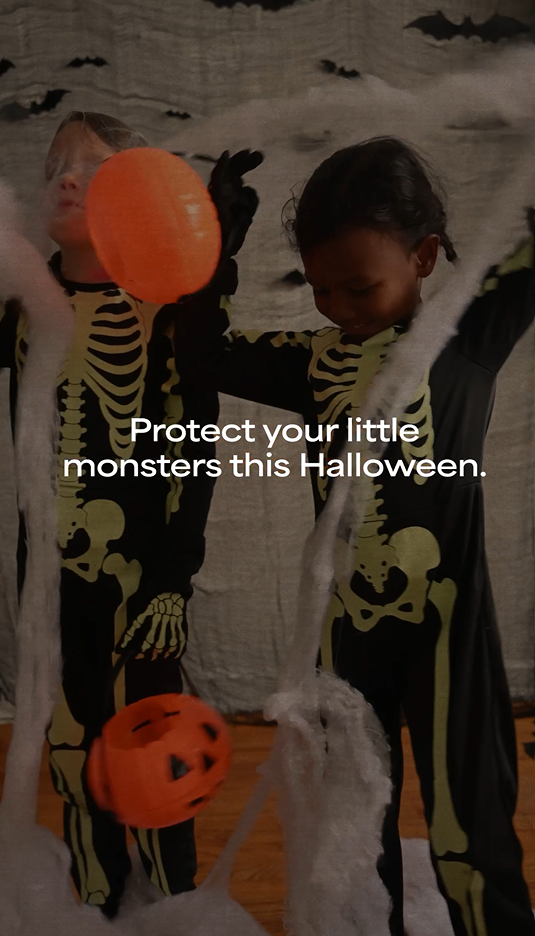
[284,137,457,263]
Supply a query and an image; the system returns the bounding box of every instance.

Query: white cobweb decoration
[1,44,535,936]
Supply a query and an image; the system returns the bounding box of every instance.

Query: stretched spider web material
[1,44,535,936]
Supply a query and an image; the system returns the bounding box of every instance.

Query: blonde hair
[53,110,148,151]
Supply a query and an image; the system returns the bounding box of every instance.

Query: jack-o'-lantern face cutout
[87,693,231,829]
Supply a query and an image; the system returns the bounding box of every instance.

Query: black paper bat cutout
[0,88,70,122]
[280,270,307,286]
[67,56,107,68]
[165,110,192,119]
[203,0,309,9]
[321,59,360,80]
[0,59,15,78]
[405,12,531,43]
[524,741,535,759]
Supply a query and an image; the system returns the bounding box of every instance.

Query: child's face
[45,122,116,248]
[302,227,439,341]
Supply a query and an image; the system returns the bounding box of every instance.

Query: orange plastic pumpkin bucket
[86,148,222,304]
[87,693,231,829]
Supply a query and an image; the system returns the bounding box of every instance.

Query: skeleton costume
[174,231,535,936]
[0,253,220,917]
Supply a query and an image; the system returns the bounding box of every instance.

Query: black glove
[209,149,264,261]
[173,149,262,310]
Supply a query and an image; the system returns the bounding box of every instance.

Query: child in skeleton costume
[0,113,259,919]
[174,139,535,936]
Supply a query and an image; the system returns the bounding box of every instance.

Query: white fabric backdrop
[0,0,534,709]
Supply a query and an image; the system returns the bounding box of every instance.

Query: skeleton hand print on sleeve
[117,593,187,660]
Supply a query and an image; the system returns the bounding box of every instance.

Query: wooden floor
[1,718,534,934]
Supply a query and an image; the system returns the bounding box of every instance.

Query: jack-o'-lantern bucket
[87,693,231,829]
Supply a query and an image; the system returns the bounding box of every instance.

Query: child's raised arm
[456,218,535,373]
[170,147,314,416]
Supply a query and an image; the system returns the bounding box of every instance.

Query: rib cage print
[307,326,434,498]
[15,290,164,575]
[309,326,394,503]
[57,291,156,460]
[16,289,160,480]
[308,326,394,428]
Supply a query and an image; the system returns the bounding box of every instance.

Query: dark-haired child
[0,112,257,917]
[174,137,535,936]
